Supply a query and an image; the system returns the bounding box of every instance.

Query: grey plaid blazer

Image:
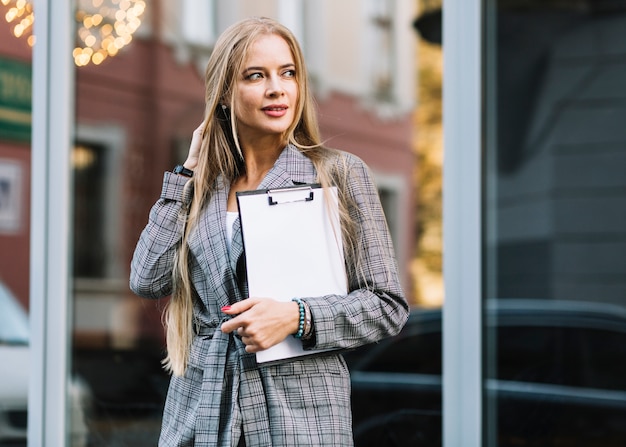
[130,145,409,447]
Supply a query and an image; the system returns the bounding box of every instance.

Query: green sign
[0,57,32,142]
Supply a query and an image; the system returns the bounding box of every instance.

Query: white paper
[237,185,347,364]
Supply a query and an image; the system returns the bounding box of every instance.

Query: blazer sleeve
[129,172,191,299]
[304,153,410,351]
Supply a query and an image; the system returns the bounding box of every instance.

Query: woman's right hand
[183,122,205,170]
[220,298,301,353]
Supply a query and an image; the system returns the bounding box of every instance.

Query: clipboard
[236,184,347,364]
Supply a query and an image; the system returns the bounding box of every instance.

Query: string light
[74,0,146,66]
[1,0,146,66]
[1,0,35,47]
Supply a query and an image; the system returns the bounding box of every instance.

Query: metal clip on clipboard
[267,186,314,206]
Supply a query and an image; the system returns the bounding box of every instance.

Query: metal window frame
[29,0,74,445]
[443,0,483,446]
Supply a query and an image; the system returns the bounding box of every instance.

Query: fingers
[219,299,257,334]
[237,327,260,353]
[223,297,257,314]
[219,301,270,352]
[191,121,205,139]
[219,317,239,334]
[183,121,206,170]
[219,298,293,353]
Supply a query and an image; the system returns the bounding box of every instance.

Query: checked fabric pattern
[130,145,409,446]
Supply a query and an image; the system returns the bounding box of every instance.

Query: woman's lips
[262,105,288,117]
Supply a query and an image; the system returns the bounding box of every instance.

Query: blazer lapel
[229,216,244,274]
[188,179,239,308]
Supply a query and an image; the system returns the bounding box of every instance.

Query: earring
[217,104,230,121]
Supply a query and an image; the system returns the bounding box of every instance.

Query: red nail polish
[221,306,231,312]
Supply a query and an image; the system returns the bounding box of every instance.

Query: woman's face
[233,34,299,147]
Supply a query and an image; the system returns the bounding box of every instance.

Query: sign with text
[0,57,32,142]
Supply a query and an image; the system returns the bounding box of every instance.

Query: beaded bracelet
[291,298,306,339]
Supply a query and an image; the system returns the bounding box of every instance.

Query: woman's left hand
[183,122,205,170]
[220,298,300,353]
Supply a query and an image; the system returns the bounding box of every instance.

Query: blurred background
[0,0,624,446]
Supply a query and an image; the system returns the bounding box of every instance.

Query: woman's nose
[266,76,284,97]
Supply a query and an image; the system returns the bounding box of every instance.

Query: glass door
[483,1,626,446]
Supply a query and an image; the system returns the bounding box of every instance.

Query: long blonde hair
[163,17,364,376]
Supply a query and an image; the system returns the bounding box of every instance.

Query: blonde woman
[130,16,409,447]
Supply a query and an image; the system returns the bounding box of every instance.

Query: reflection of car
[345,299,626,447]
[0,282,89,446]
[0,281,30,443]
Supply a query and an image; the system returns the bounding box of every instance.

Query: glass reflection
[484,1,626,446]
[0,282,29,444]
[69,0,420,445]
[0,13,31,446]
[69,0,187,441]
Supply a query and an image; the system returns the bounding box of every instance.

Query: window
[483,2,626,445]
[72,143,107,278]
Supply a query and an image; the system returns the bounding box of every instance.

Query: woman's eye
[283,69,296,78]
[246,72,263,81]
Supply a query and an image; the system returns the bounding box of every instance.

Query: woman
[130,16,409,447]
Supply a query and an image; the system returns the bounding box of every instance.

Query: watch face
[174,165,193,177]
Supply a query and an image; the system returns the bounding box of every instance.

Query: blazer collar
[256,144,318,190]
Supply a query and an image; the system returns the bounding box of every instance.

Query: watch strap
[173,164,194,177]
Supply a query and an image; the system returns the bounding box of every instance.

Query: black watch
[173,165,194,178]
